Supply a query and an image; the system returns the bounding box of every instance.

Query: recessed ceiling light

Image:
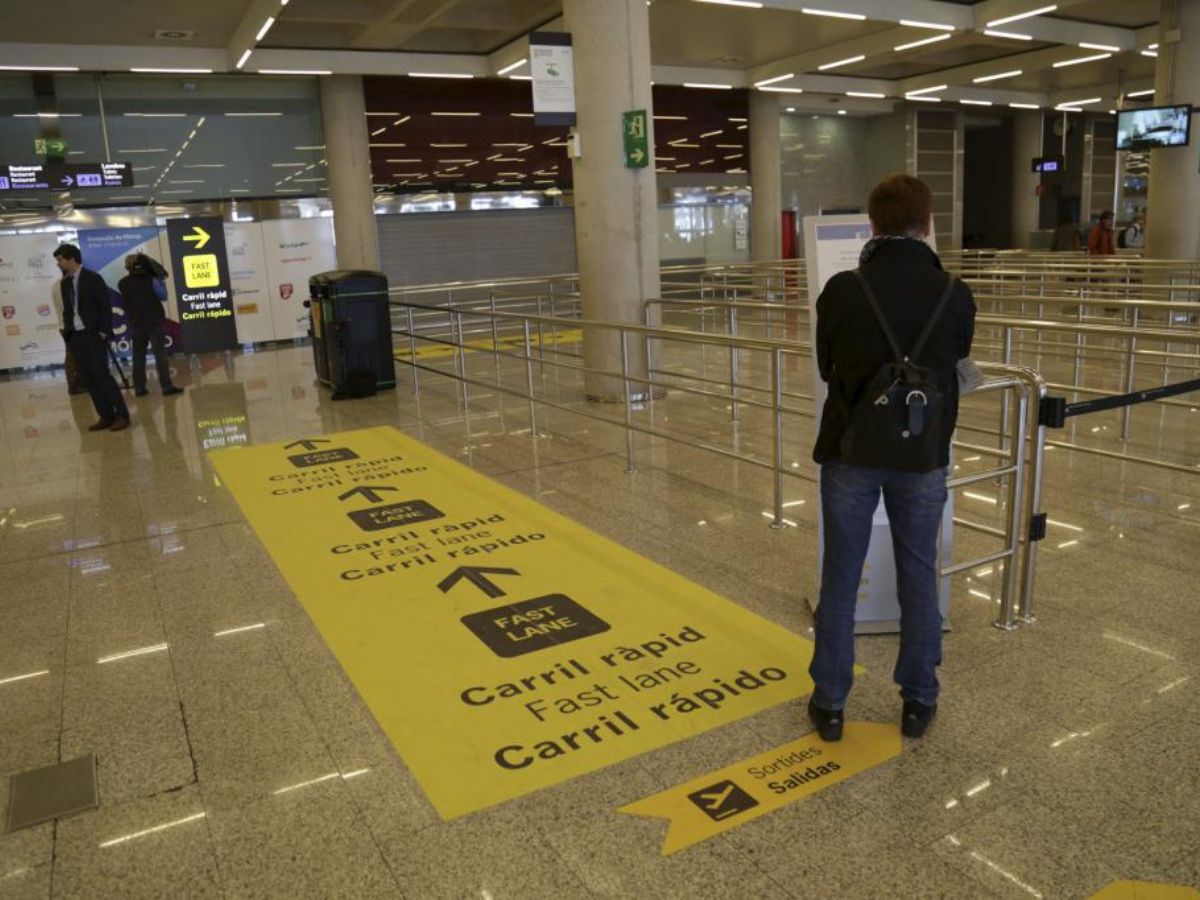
[1009,102,1041,109]
[818,55,866,71]
[257,69,332,75]
[1053,52,1111,68]
[847,91,886,98]
[225,112,283,117]
[906,84,948,96]
[984,30,1033,41]
[974,69,1023,83]
[1126,88,1155,98]
[894,34,951,51]
[0,65,79,71]
[408,72,474,79]
[431,111,481,117]
[802,7,866,20]
[131,67,213,74]
[694,0,764,7]
[760,86,805,93]
[497,59,528,75]
[754,73,794,87]
[960,99,994,106]
[1079,42,1121,52]
[683,82,734,89]
[987,4,1056,27]
[899,20,955,31]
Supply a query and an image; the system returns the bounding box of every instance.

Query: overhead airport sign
[621,723,901,854]
[166,216,237,353]
[211,426,818,819]
[623,110,649,168]
[530,31,576,127]
[0,162,133,192]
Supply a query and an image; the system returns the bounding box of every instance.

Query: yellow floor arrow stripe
[395,328,583,362]
[620,721,901,855]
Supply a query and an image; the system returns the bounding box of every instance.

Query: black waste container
[307,270,396,399]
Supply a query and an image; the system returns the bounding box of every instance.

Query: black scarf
[859,235,944,269]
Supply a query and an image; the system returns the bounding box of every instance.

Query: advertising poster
[78,226,180,358]
[262,217,336,341]
[0,233,65,370]
[224,222,275,344]
[529,32,576,127]
[166,216,238,353]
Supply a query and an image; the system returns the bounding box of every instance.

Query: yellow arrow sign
[619,721,901,855]
[182,225,210,250]
[1090,882,1200,900]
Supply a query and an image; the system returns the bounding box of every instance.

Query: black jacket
[118,272,166,329]
[62,268,114,336]
[813,239,976,469]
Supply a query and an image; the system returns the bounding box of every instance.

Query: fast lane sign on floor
[211,426,817,819]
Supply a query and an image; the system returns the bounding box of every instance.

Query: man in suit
[53,244,130,432]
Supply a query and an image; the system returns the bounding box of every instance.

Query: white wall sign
[224,222,275,344]
[261,217,337,341]
[802,215,953,633]
[529,32,576,127]
[0,234,69,370]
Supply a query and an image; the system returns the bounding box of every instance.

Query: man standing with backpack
[807,175,976,742]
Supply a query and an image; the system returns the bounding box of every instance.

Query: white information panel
[802,216,953,633]
[0,234,70,370]
[224,222,275,344]
[261,217,337,341]
[529,32,576,126]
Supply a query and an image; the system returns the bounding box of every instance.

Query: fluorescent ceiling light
[167,179,204,184]
[960,99,993,106]
[1079,42,1121,52]
[510,75,532,81]
[1126,88,1155,98]
[224,112,283,116]
[818,55,866,71]
[1053,52,1111,68]
[906,84,948,96]
[754,73,794,87]
[836,110,848,116]
[1009,102,1041,109]
[847,91,885,98]
[906,94,943,102]
[803,7,866,20]
[654,115,687,120]
[695,0,764,6]
[365,112,400,116]
[14,112,82,118]
[1148,43,1159,49]
[271,162,306,167]
[370,127,385,136]
[497,59,527,75]
[987,4,1056,27]
[683,82,734,89]
[511,112,534,118]
[431,111,481,116]
[0,65,79,71]
[408,72,474,79]
[899,19,955,31]
[729,117,747,122]
[255,17,275,41]
[431,143,467,147]
[1056,98,1102,110]
[1140,50,1158,58]
[295,145,324,150]
[130,67,213,74]
[184,164,225,168]
[236,50,253,69]
[118,148,169,153]
[700,129,723,137]
[258,69,332,75]
[760,86,805,93]
[894,34,951,51]
[386,158,421,163]
[984,30,1033,41]
[974,69,1022,83]
[715,143,742,147]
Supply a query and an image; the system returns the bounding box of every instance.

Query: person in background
[807,174,976,742]
[1088,210,1117,256]
[1051,214,1081,252]
[118,253,183,397]
[1123,215,1146,250]
[52,244,130,432]
[50,276,88,395]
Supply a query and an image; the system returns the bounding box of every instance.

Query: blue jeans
[809,461,948,709]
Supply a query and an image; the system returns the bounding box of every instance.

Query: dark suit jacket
[813,239,976,470]
[63,268,114,336]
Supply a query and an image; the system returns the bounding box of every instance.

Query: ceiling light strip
[1053,52,1112,68]
[987,4,1057,28]
[818,55,866,71]
[895,34,952,51]
[974,69,1023,83]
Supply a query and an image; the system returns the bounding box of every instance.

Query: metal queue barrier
[389,297,1048,632]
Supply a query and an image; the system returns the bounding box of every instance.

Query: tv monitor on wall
[1115,105,1193,150]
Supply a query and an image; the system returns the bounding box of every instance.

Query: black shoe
[901,700,937,738]
[134,388,149,397]
[807,699,844,742]
[162,386,184,396]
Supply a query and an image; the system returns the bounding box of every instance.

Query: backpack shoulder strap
[851,270,904,363]
[909,274,958,364]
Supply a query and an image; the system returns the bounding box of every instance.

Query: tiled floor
[1,338,1198,899]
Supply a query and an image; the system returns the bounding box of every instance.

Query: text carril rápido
[646,667,787,721]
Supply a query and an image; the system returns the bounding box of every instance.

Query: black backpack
[839,270,957,473]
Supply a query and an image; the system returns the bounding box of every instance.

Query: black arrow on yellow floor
[284,438,330,451]
[437,566,520,599]
[337,485,399,504]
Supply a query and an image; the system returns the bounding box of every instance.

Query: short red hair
[869,174,933,237]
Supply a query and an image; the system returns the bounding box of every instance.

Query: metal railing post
[455,311,470,412]
[406,305,419,397]
[489,293,500,364]
[1017,375,1048,624]
[729,306,740,422]
[1122,306,1139,441]
[523,319,537,436]
[770,348,785,529]
[994,382,1029,630]
[621,331,637,473]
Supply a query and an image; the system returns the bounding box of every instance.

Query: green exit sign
[622,109,649,168]
[34,138,68,158]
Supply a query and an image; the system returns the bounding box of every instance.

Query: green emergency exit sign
[622,109,648,168]
[34,138,68,158]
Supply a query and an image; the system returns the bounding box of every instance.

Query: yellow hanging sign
[210,426,817,819]
[620,722,901,855]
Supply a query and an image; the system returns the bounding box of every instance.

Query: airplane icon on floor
[687,780,759,821]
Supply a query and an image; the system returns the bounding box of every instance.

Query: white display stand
[802,215,953,634]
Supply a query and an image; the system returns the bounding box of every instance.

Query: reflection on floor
[1,343,1198,898]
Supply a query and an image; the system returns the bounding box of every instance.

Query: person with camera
[119,253,183,397]
[53,244,131,432]
[807,175,976,742]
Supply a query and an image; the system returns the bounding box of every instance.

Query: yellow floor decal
[210,426,816,819]
[1091,883,1200,900]
[620,722,901,855]
[396,328,583,361]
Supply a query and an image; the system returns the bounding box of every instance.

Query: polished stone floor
[1,340,1198,899]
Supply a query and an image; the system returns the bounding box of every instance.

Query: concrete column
[1146,0,1200,259]
[1010,111,1043,249]
[319,75,381,272]
[563,0,660,401]
[749,90,782,261]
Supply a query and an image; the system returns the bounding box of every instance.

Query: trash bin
[306,270,396,399]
